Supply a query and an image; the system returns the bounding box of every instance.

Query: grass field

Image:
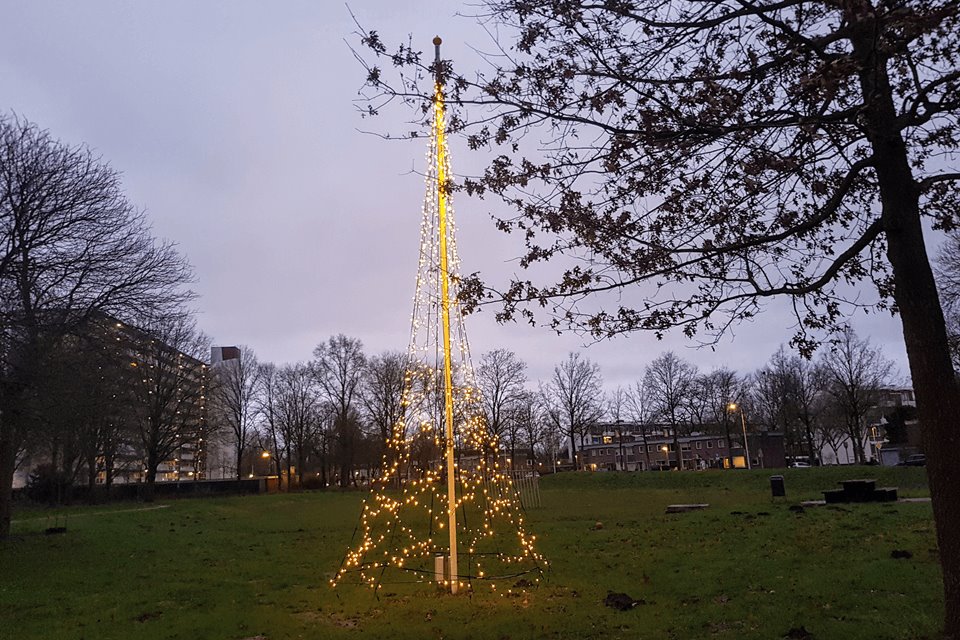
[0,467,943,640]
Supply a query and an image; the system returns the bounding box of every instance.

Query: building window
[696,441,702,450]
[718,440,725,448]
[707,441,713,449]
[603,436,613,444]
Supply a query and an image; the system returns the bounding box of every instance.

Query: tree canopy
[359,0,959,352]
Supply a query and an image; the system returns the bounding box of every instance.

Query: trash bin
[770,475,785,497]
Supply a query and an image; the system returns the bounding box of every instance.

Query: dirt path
[11,504,171,524]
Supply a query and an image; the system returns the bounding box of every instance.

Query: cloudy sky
[0,1,918,389]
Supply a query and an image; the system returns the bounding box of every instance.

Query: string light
[333,47,544,594]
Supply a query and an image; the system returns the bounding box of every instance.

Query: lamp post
[251,450,270,477]
[728,403,752,470]
[615,419,625,471]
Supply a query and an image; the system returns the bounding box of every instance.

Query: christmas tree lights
[332,37,544,595]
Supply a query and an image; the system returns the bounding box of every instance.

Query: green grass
[1,467,942,640]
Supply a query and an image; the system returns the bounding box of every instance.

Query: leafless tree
[477,348,528,446]
[820,328,894,464]
[211,345,260,480]
[361,351,406,443]
[540,352,604,469]
[31,326,137,495]
[703,367,743,469]
[752,348,804,457]
[510,390,544,467]
[0,115,192,535]
[313,335,366,488]
[129,314,209,499]
[789,355,831,465]
[255,362,288,486]
[275,362,320,488]
[683,375,710,433]
[816,400,851,465]
[606,386,628,470]
[645,352,697,470]
[626,378,656,471]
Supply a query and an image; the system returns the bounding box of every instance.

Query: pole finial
[433,36,442,65]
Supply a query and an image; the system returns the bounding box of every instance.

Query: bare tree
[255,362,288,487]
[683,375,710,434]
[626,378,656,471]
[511,390,544,468]
[31,326,135,496]
[790,355,830,465]
[0,116,192,536]
[753,348,805,458]
[275,363,320,488]
[606,386,628,470]
[477,348,528,447]
[313,335,366,488]
[130,314,209,499]
[816,400,851,465]
[644,352,697,470]
[541,352,604,470]
[703,367,742,469]
[821,328,894,464]
[360,350,406,473]
[211,345,260,480]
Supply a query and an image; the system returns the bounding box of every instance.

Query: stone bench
[823,479,897,503]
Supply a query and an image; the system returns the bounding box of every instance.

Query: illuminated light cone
[332,37,544,595]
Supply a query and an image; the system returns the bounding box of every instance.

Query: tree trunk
[642,430,651,470]
[802,421,817,465]
[568,431,578,470]
[236,441,244,481]
[143,463,157,503]
[273,458,283,490]
[105,450,114,490]
[0,427,14,538]
[848,13,960,634]
[883,191,960,638]
[86,451,97,502]
[672,427,681,470]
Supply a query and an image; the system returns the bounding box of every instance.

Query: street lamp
[728,403,752,470]
[251,451,271,477]
[615,419,625,471]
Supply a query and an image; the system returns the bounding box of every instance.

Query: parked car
[790,461,812,468]
[897,454,926,467]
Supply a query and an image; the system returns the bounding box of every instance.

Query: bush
[301,474,327,490]
[25,464,74,505]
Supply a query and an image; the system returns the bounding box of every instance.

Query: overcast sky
[0,1,919,389]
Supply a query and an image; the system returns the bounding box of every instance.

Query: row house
[579,423,786,470]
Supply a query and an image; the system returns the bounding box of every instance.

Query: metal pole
[434,36,458,594]
[740,409,752,470]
